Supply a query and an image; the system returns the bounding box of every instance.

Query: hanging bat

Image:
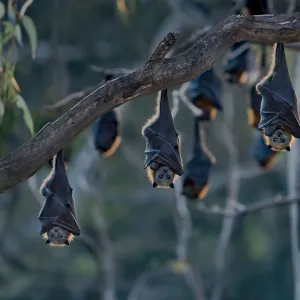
[186,68,222,121]
[251,132,279,170]
[142,89,184,188]
[93,110,121,157]
[182,118,215,200]
[48,147,71,169]
[247,84,263,129]
[39,149,81,246]
[224,41,259,86]
[257,43,300,152]
[244,0,268,15]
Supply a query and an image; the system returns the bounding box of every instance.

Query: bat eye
[166,175,171,180]
[280,138,286,143]
[59,234,63,238]
[273,138,278,142]
[158,174,163,179]
[51,234,54,238]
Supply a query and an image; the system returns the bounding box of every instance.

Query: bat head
[263,128,294,152]
[43,226,74,247]
[154,166,175,188]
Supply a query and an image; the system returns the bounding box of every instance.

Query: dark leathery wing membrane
[186,68,222,121]
[257,43,300,139]
[248,84,263,128]
[93,110,121,157]
[39,149,81,237]
[182,118,215,200]
[251,132,279,170]
[143,89,184,176]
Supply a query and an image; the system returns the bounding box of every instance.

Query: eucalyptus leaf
[0,99,5,128]
[15,24,23,46]
[15,94,34,135]
[0,1,5,19]
[22,15,37,59]
[3,21,15,44]
[7,0,15,22]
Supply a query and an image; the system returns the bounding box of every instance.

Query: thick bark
[1,13,300,193]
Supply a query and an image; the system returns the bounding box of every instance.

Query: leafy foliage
[0,0,36,141]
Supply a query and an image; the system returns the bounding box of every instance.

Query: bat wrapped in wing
[93,109,121,157]
[182,118,215,200]
[142,89,183,188]
[39,149,80,246]
[257,43,300,152]
[251,132,279,170]
[186,68,222,121]
[224,41,259,85]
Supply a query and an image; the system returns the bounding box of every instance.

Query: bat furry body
[39,149,81,246]
[142,89,183,188]
[186,68,222,121]
[182,119,215,200]
[93,110,121,157]
[257,43,300,152]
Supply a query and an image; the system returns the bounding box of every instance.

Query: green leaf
[22,15,37,59]
[0,1,5,19]
[3,21,15,44]
[15,94,34,135]
[7,0,15,22]
[15,24,23,46]
[0,99,5,127]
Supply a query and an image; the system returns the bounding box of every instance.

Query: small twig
[43,86,96,110]
[287,0,296,14]
[212,89,240,300]
[146,32,179,66]
[90,65,133,76]
[197,195,300,217]
[267,0,276,14]
[19,0,34,17]
[175,83,204,117]
[174,179,207,300]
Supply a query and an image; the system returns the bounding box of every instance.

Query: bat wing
[187,68,222,110]
[184,153,212,188]
[147,89,179,141]
[46,149,74,208]
[257,43,300,137]
[258,91,300,138]
[143,128,183,175]
[251,133,278,169]
[250,85,262,116]
[38,193,81,236]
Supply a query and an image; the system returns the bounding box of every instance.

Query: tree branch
[197,195,300,218]
[1,13,300,193]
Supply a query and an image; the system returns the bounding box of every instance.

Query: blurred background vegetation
[1,0,300,299]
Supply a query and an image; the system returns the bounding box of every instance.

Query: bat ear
[152,182,158,188]
[65,240,70,246]
[267,145,272,149]
[169,183,175,189]
[45,239,51,244]
[286,146,291,151]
